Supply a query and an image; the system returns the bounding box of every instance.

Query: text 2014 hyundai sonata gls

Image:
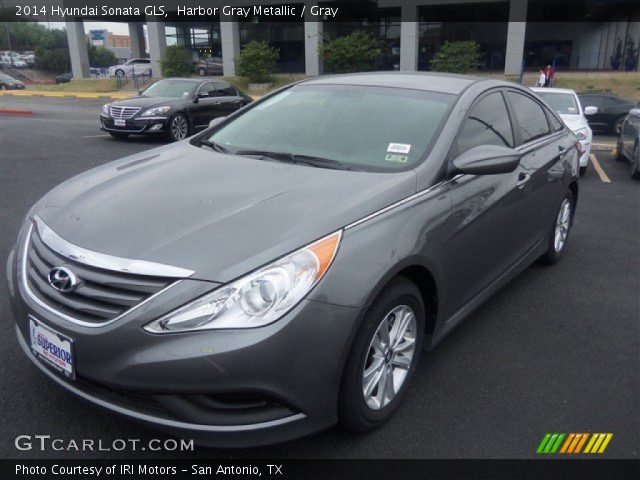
[7,73,581,447]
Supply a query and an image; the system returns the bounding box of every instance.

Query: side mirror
[584,106,597,116]
[137,88,144,95]
[453,145,521,176]
[209,116,227,128]
[197,92,210,99]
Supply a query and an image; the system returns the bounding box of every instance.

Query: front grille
[25,228,173,324]
[109,106,141,119]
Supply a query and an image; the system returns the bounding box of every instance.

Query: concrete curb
[0,90,135,100]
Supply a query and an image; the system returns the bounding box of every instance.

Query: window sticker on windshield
[385,153,408,163]
[567,107,577,113]
[387,143,411,154]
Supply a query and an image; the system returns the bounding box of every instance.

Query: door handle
[517,172,531,187]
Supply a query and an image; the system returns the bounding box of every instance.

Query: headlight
[102,104,110,115]
[575,128,590,141]
[139,106,171,117]
[144,231,342,333]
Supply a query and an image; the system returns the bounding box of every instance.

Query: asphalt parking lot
[1,96,638,459]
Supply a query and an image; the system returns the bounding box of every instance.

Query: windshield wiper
[234,150,351,170]
[199,139,233,155]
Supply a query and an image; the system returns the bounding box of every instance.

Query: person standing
[544,65,556,87]
[537,68,546,87]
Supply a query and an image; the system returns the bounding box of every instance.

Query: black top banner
[1,0,639,23]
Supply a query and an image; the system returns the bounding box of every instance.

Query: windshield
[536,92,580,115]
[205,84,455,171]
[142,80,197,98]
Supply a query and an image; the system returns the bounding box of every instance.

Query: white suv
[108,58,151,78]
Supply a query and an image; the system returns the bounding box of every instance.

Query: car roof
[531,87,577,95]
[301,72,488,95]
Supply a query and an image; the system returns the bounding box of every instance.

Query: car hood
[110,96,186,108]
[559,114,588,133]
[31,143,416,283]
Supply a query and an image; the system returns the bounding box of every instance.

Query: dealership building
[65,0,640,79]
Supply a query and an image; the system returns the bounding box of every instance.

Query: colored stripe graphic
[538,433,613,454]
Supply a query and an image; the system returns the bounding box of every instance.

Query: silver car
[7,73,581,447]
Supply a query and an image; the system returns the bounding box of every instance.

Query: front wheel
[579,166,587,176]
[338,276,424,433]
[540,192,574,265]
[168,113,189,141]
[115,69,125,78]
[198,67,206,76]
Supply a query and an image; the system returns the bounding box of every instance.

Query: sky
[41,21,130,35]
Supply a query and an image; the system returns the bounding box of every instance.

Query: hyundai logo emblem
[47,267,77,293]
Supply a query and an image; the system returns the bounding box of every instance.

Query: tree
[88,43,117,68]
[34,28,70,73]
[235,40,279,83]
[320,31,382,73]
[430,41,480,74]
[160,45,193,77]
[0,21,49,51]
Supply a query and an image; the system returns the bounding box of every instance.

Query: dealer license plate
[114,119,126,127]
[29,316,75,379]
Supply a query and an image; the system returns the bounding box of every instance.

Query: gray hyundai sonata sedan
[7,73,581,447]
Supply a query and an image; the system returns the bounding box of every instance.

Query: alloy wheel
[362,305,417,410]
[171,115,188,140]
[554,198,571,252]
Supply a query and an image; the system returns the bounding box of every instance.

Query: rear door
[212,81,245,116]
[191,81,219,128]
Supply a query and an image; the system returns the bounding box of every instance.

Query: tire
[338,276,425,433]
[540,191,574,265]
[0,84,6,90]
[167,113,189,142]
[579,166,587,176]
[198,67,206,76]
[631,143,640,180]
[108,132,129,139]
[115,69,125,78]
[613,116,625,136]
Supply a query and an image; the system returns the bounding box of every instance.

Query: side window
[580,96,601,109]
[456,92,514,155]
[198,82,215,97]
[214,81,238,97]
[547,109,564,132]
[507,91,551,144]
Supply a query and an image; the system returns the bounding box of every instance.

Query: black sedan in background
[577,93,637,134]
[55,72,73,84]
[0,73,25,90]
[100,78,252,141]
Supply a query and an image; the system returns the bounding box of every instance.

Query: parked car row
[99,78,252,141]
[0,51,33,69]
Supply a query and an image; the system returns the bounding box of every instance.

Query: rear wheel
[579,166,587,176]
[540,192,574,265]
[108,131,129,140]
[338,276,424,433]
[198,67,206,76]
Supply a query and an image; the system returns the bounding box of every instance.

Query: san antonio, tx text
[16,463,283,476]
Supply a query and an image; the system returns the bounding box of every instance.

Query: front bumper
[7,243,362,447]
[100,114,169,135]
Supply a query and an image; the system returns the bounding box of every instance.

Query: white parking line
[590,154,611,183]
